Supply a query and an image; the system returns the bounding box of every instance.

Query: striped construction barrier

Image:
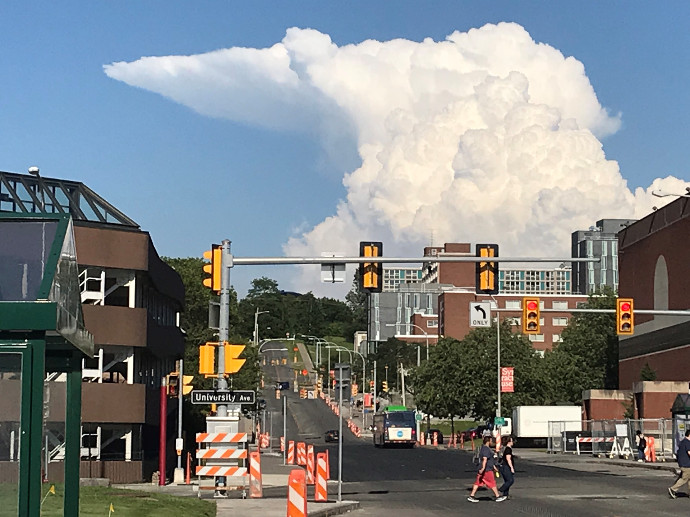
[195,465,247,477]
[196,432,247,443]
[296,442,306,466]
[287,469,307,517]
[280,436,285,452]
[196,448,247,460]
[260,433,270,449]
[287,441,295,464]
[249,451,262,498]
[577,437,615,443]
[306,445,315,485]
[325,448,330,480]
[315,452,328,502]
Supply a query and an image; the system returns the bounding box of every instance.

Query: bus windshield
[386,411,415,426]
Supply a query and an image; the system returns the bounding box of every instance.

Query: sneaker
[467,496,479,503]
[496,496,507,502]
[668,487,677,499]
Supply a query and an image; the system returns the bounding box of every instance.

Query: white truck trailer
[512,405,582,447]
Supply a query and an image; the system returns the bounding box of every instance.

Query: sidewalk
[114,453,359,517]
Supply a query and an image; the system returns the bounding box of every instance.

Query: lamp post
[254,309,269,347]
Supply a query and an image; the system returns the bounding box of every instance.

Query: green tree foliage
[371,337,417,393]
[542,287,618,403]
[640,362,657,381]
[344,269,368,339]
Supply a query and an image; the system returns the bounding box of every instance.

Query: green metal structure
[0,212,93,517]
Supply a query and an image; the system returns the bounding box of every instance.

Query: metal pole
[425,332,429,361]
[400,363,406,407]
[177,359,183,470]
[282,394,287,465]
[217,239,231,417]
[269,411,273,452]
[373,360,377,412]
[159,376,167,486]
[417,345,420,367]
[496,311,501,418]
[337,365,343,503]
[328,347,331,397]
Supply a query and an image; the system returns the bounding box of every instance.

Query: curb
[309,501,361,517]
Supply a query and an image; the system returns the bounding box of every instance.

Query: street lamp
[386,323,430,365]
[253,309,269,347]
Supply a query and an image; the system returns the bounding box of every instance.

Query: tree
[640,363,657,381]
[344,269,368,340]
[542,287,619,403]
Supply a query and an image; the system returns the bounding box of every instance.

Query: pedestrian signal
[202,244,222,293]
[522,297,540,334]
[166,372,180,397]
[359,241,383,292]
[475,244,499,294]
[616,298,634,335]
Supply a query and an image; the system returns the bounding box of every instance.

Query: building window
[427,320,438,328]
[528,334,545,342]
[553,334,563,343]
[552,301,568,310]
[552,317,568,326]
[505,300,521,310]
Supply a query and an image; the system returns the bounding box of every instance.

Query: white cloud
[105,22,688,296]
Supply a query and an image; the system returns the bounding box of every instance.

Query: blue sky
[2,2,689,298]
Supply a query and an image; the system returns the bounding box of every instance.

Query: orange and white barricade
[287,441,295,464]
[296,442,307,466]
[325,449,330,480]
[195,432,248,491]
[249,451,263,498]
[575,435,615,455]
[433,432,438,446]
[315,452,328,502]
[460,433,465,449]
[420,432,425,446]
[261,433,270,449]
[280,436,285,452]
[287,469,307,517]
[306,445,315,485]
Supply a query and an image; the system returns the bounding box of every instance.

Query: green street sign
[494,417,506,426]
[415,412,423,421]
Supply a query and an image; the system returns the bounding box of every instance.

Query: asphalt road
[260,348,689,516]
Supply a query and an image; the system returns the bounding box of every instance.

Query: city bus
[372,405,417,448]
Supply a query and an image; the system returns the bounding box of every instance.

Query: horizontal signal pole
[231,256,598,266]
[492,308,690,316]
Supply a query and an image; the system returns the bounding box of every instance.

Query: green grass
[424,420,479,436]
[0,484,215,517]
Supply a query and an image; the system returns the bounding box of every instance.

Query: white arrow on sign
[469,302,492,327]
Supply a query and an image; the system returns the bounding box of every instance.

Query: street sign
[415,412,423,422]
[494,417,505,427]
[469,302,491,327]
[320,252,346,283]
[190,390,255,405]
[500,367,514,393]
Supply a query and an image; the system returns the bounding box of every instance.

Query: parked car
[425,429,444,444]
[325,429,339,442]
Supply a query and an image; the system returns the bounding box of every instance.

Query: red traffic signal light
[522,297,540,334]
[616,298,634,335]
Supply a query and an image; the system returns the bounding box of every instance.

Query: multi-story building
[571,219,635,295]
[0,169,184,483]
[382,266,423,292]
[499,267,572,295]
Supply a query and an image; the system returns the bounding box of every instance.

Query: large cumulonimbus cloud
[105,23,687,294]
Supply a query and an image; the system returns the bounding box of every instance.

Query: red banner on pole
[500,367,514,393]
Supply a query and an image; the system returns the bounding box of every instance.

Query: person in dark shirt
[636,431,647,462]
[467,436,507,503]
[669,430,690,499]
[498,436,515,498]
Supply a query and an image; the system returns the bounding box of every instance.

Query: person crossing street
[468,436,507,503]
[668,429,690,499]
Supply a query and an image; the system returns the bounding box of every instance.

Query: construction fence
[547,418,687,462]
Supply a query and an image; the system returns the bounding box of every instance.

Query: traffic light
[182,375,194,395]
[352,384,359,396]
[475,244,499,294]
[359,241,383,292]
[522,297,540,334]
[166,372,180,397]
[199,342,216,376]
[382,380,389,392]
[202,244,222,293]
[616,298,634,335]
[224,343,246,374]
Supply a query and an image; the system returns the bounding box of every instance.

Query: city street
[258,347,688,517]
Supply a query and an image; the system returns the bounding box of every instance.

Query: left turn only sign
[469,302,491,327]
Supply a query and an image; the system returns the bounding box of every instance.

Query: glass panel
[43,378,65,516]
[0,220,58,301]
[0,352,22,516]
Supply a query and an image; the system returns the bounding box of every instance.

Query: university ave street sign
[191,390,255,405]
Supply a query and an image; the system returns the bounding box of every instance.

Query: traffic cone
[315,453,328,502]
[306,445,315,485]
[420,432,426,446]
[286,469,307,517]
[249,451,263,498]
[433,432,438,446]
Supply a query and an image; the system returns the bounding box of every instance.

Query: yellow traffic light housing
[199,342,216,376]
[202,244,222,293]
[359,241,383,292]
[476,244,499,294]
[382,380,389,392]
[167,372,180,397]
[522,297,540,334]
[182,375,194,395]
[224,343,247,374]
[616,298,634,335]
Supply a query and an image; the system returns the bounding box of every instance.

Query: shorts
[474,470,496,489]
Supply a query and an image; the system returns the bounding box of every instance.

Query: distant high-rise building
[571,219,636,295]
[499,267,572,295]
[382,266,423,292]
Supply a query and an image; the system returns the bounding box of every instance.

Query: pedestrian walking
[636,431,646,462]
[498,436,515,498]
[668,429,690,499]
[467,436,507,503]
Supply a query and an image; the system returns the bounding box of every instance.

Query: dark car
[425,429,444,444]
[276,381,290,391]
[325,429,339,442]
